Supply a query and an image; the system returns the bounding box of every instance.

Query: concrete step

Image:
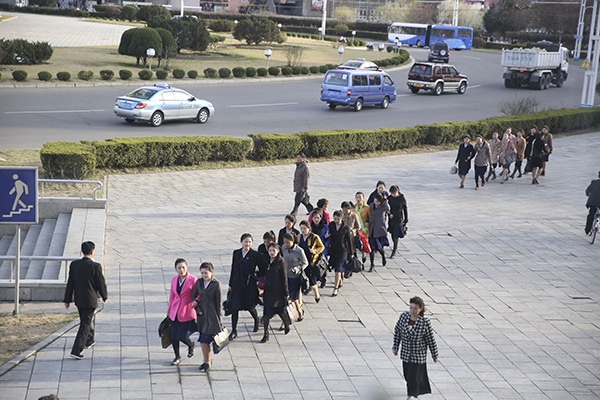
[60,208,106,280]
[0,235,13,256]
[0,230,26,279]
[18,224,42,279]
[42,213,71,280]
[25,218,56,280]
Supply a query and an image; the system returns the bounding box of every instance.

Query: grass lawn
[0,35,406,83]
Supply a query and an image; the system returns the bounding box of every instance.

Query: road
[0,48,587,150]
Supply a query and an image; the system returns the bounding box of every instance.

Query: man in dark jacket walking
[585,171,600,235]
[291,152,314,216]
[63,241,108,360]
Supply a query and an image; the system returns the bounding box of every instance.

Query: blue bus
[388,23,473,50]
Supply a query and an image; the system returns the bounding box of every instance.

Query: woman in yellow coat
[298,220,325,303]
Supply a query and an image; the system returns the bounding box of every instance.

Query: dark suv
[428,42,450,63]
[407,62,468,95]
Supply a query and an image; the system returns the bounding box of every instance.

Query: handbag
[354,234,363,251]
[222,291,232,317]
[158,316,172,349]
[313,255,328,280]
[212,326,229,354]
[505,152,516,164]
[284,301,299,324]
[358,231,371,254]
[301,192,310,206]
[524,159,533,172]
[450,165,458,175]
[347,257,363,273]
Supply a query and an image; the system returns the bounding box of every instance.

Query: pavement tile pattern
[1,132,599,400]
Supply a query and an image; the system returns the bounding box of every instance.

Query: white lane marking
[5,109,105,114]
[229,102,299,108]
[463,56,481,60]
[469,85,482,89]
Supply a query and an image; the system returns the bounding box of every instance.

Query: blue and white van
[320,69,396,111]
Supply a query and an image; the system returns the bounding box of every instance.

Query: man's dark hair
[81,241,95,255]
[38,395,59,400]
[373,193,384,203]
[333,210,343,218]
[297,152,306,159]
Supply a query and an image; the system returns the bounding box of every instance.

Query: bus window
[432,28,455,39]
[458,29,471,37]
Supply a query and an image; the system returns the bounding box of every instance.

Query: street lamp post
[277,23,282,31]
[378,43,385,60]
[581,0,600,107]
[352,30,356,45]
[337,46,344,64]
[318,27,323,40]
[574,0,593,62]
[264,49,272,69]
[146,48,155,71]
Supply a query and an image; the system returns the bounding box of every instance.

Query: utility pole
[321,0,328,39]
[574,0,587,61]
[452,0,459,26]
[581,0,600,107]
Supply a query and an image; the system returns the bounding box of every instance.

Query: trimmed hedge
[246,67,257,77]
[268,67,280,76]
[188,70,198,79]
[232,67,245,78]
[219,68,231,78]
[119,69,132,80]
[139,70,153,80]
[77,70,94,81]
[172,69,185,79]
[38,71,52,81]
[204,68,217,78]
[100,70,114,80]
[57,71,71,81]
[310,66,319,74]
[257,68,268,77]
[40,108,600,172]
[281,67,292,76]
[156,70,168,79]
[12,70,28,82]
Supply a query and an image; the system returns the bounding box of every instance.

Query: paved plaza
[1,132,600,400]
[0,13,134,47]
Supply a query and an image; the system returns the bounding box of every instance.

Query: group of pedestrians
[455,125,553,189]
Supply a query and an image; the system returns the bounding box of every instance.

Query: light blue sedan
[113,83,215,127]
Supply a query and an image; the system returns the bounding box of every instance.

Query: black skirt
[403,362,432,397]
[170,317,197,342]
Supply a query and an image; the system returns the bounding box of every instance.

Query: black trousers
[586,206,599,233]
[291,192,314,215]
[72,307,95,356]
[474,165,486,185]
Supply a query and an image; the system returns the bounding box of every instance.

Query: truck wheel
[354,98,363,112]
[556,73,564,88]
[544,75,551,89]
[457,81,467,94]
[504,79,515,88]
[533,79,543,90]
[410,87,420,94]
[434,83,443,96]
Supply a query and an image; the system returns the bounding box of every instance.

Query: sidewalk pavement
[1,132,599,400]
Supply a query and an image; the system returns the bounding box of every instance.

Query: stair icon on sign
[2,205,34,218]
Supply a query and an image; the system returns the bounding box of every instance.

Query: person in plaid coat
[392,296,439,399]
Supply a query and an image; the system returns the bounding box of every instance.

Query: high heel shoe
[253,319,260,333]
[297,310,304,322]
[315,296,320,303]
[228,331,238,341]
[332,287,339,297]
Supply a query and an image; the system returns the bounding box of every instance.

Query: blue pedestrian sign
[0,167,39,225]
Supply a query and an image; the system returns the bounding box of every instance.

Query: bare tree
[284,46,305,67]
[499,95,539,115]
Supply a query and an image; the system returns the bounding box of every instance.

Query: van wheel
[416,39,422,47]
[150,111,163,127]
[410,87,420,94]
[354,98,363,112]
[328,104,337,110]
[380,96,389,109]
[457,81,467,94]
[434,83,443,96]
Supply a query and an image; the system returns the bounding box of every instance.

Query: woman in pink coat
[167,258,198,365]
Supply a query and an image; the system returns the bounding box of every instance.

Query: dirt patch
[0,312,78,366]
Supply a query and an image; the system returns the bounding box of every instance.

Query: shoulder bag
[158,316,172,349]
[212,325,230,354]
[284,301,299,325]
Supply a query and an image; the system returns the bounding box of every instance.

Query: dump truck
[502,42,569,89]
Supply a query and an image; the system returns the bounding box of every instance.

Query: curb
[0,306,103,377]
[0,60,413,90]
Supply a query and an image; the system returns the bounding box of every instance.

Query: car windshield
[127,88,159,100]
[433,43,447,50]
[343,61,363,68]
[324,72,349,86]
[410,64,431,75]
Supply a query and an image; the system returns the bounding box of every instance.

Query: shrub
[138,70,153,80]
[326,63,336,71]
[387,46,393,53]
[77,70,94,81]
[204,68,218,78]
[301,66,309,75]
[172,68,185,79]
[209,19,234,32]
[219,68,231,78]
[268,67,280,76]
[309,66,319,74]
[119,69,132,80]
[379,59,389,67]
[0,39,53,64]
[319,65,328,73]
[100,70,114,80]
[37,71,52,81]
[188,70,198,79]
[473,37,485,48]
[291,66,301,75]
[120,4,138,20]
[334,23,348,37]
[233,16,282,45]
[245,67,257,77]
[127,28,163,66]
[57,71,71,81]
[136,3,170,22]
[281,66,293,76]
[40,141,97,179]
[249,134,303,160]
[156,69,168,79]
[257,67,268,77]
[12,70,28,82]
[0,72,2,79]
[232,67,246,78]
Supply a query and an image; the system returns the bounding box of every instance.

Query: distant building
[1,0,29,6]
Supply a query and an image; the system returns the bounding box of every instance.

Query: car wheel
[410,87,420,94]
[381,96,389,109]
[416,39,422,47]
[150,111,163,127]
[434,83,443,96]
[328,103,337,110]
[457,81,467,94]
[197,108,209,124]
[354,98,363,112]
[125,118,135,123]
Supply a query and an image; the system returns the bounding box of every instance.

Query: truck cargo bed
[501,48,562,70]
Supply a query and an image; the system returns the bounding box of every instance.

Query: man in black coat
[63,241,108,360]
[585,171,600,235]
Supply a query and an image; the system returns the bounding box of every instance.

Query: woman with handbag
[387,185,408,259]
[229,233,266,341]
[282,233,309,322]
[167,258,198,366]
[499,129,517,184]
[328,210,354,297]
[369,194,390,272]
[342,201,361,277]
[261,243,290,343]
[298,220,325,303]
[354,192,372,266]
[392,296,439,400]
[191,262,222,372]
[311,210,330,288]
[527,130,548,185]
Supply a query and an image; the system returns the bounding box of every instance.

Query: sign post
[0,167,39,316]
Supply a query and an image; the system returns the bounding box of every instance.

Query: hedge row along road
[0,47,590,150]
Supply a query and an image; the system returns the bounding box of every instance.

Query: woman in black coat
[328,210,354,297]
[229,233,266,340]
[192,262,222,372]
[387,185,408,259]
[260,243,290,343]
[455,135,474,188]
[527,131,547,185]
